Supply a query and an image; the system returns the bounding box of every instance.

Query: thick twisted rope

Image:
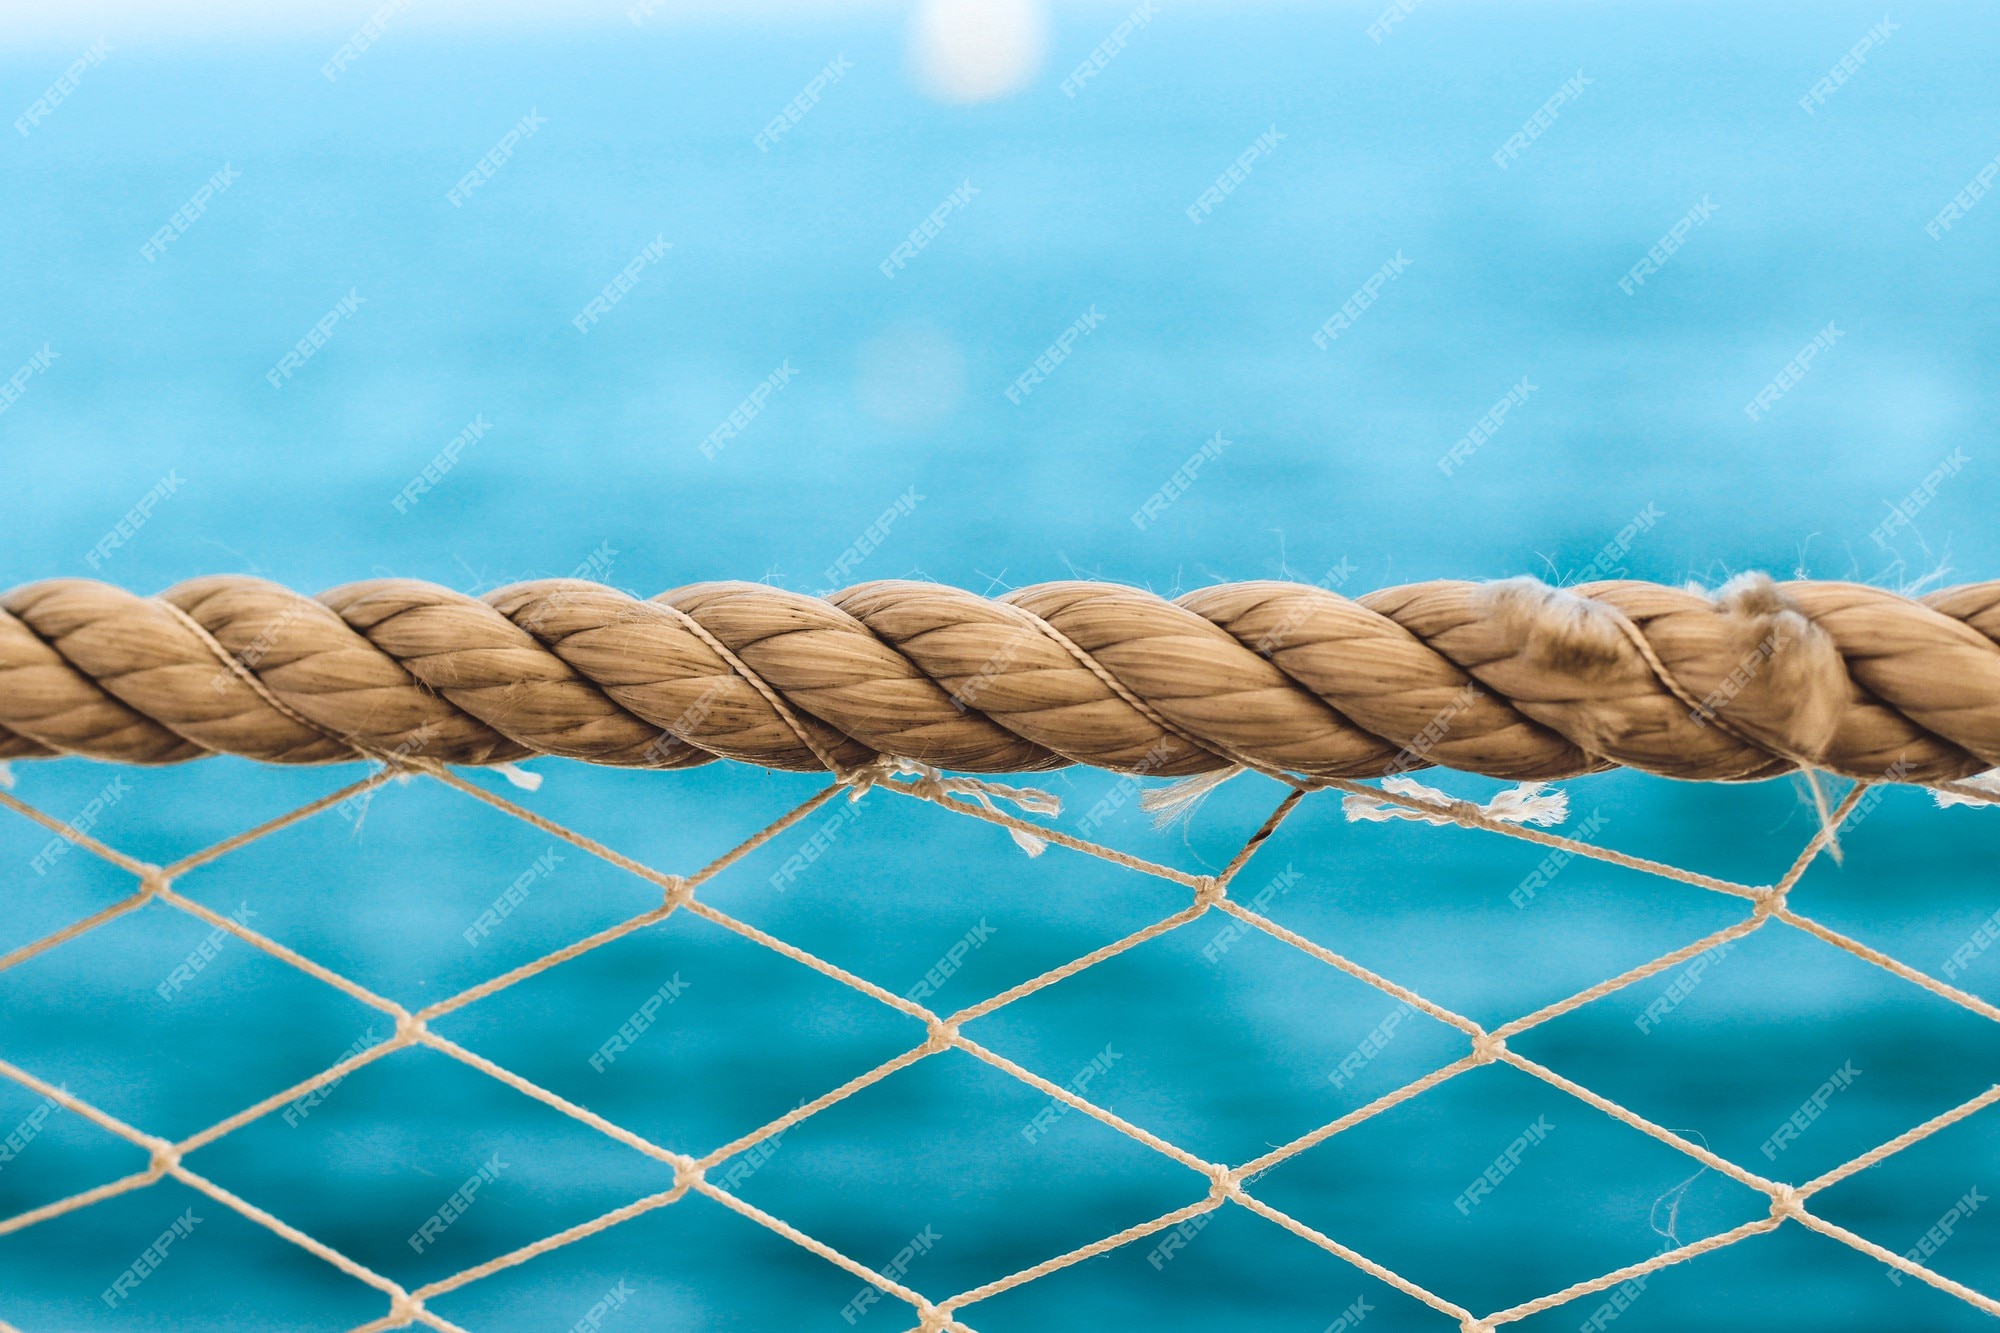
[3,572,1999,786]
[4,575,1999,1329]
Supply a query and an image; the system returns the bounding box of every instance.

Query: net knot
[1768,1184,1804,1221]
[662,875,694,909]
[914,1299,949,1331]
[1471,1032,1508,1064]
[143,1136,181,1177]
[137,867,170,900]
[1752,888,1785,921]
[387,1290,425,1324]
[1192,876,1226,908]
[673,1158,706,1192]
[1205,1165,1247,1203]
[392,1011,428,1046]
[842,756,1060,856]
[1459,1320,1497,1333]
[922,1019,960,1054]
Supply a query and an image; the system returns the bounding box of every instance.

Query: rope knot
[1443,798,1482,823]
[662,875,694,909]
[144,1136,180,1177]
[1205,1165,1246,1203]
[387,1291,425,1325]
[392,1011,427,1046]
[1459,1321,1496,1333]
[1752,889,1785,921]
[137,868,170,900]
[841,756,1060,857]
[840,754,918,801]
[914,1299,949,1331]
[922,1019,960,1054]
[1471,1033,1507,1064]
[1193,876,1225,908]
[1769,1184,1804,1221]
[673,1157,706,1192]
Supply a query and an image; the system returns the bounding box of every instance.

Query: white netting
[0,761,1996,1332]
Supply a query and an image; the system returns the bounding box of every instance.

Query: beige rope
[3,579,1999,1329]
[5,573,2000,790]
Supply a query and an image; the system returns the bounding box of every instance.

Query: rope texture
[4,571,1999,1326]
[6,572,2000,785]
[1,752,1995,1328]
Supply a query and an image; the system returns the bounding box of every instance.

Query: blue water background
[1,2,1997,1329]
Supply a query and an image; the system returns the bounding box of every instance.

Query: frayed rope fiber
[4,571,2000,789]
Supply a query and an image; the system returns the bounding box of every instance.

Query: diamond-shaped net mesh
[1,759,1995,1332]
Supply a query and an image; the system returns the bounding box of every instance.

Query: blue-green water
[2,2,1997,1329]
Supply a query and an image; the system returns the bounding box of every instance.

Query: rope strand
[5,573,2000,790]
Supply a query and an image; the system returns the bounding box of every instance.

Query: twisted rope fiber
[6,572,2000,786]
[3,571,1999,1330]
